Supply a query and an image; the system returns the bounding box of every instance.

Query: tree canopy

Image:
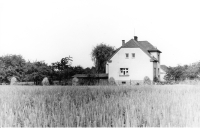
[0,55,26,83]
[91,43,115,73]
[164,61,200,82]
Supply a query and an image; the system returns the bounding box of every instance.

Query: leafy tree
[61,56,73,82]
[23,61,51,85]
[84,66,96,74]
[164,65,186,81]
[51,56,73,84]
[60,56,73,71]
[0,54,26,83]
[52,61,62,82]
[91,43,115,73]
[73,65,85,74]
[185,62,200,79]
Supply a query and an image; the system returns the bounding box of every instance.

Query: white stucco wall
[160,68,166,81]
[107,48,154,82]
[106,64,108,74]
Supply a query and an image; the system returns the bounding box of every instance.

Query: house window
[125,53,129,59]
[120,68,129,76]
[132,53,135,58]
[154,68,156,77]
[122,81,126,84]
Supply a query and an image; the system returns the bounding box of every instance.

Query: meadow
[0,85,200,127]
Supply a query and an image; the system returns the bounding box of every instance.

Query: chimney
[134,36,138,41]
[122,40,125,46]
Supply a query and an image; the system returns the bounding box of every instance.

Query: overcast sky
[0,0,200,68]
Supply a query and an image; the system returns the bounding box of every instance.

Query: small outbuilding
[160,65,168,81]
[72,74,108,85]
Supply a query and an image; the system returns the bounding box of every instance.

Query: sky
[0,0,200,68]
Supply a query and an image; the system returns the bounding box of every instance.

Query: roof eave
[107,47,121,61]
[150,59,158,62]
[148,49,162,53]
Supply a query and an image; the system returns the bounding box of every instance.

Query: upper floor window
[132,53,135,58]
[125,53,129,59]
[120,68,129,76]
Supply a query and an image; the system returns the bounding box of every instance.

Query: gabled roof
[160,65,168,72]
[108,38,161,62]
[121,39,140,48]
[139,41,156,50]
[72,74,108,78]
[139,41,162,53]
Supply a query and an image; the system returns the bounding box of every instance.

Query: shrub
[109,77,117,85]
[72,77,79,86]
[10,77,17,85]
[153,77,159,83]
[42,77,50,86]
[143,76,151,85]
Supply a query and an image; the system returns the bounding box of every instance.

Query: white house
[160,65,168,81]
[106,36,162,85]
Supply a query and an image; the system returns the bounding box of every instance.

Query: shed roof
[72,74,108,78]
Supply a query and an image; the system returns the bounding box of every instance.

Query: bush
[143,76,151,85]
[42,77,50,86]
[72,77,79,86]
[153,77,159,83]
[10,77,17,85]
[109,77,117,85]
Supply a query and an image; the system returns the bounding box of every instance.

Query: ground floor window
[122,81,126,84]
[154,68,156,77]
[120,68,129,76]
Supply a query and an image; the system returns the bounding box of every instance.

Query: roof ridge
[107,38,160,62]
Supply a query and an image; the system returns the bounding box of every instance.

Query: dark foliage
[164,61,200,83]
[0,54,99,85]
[91,43,115,73]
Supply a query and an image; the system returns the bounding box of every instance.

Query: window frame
[122,81,126,84]
[119,68,129,76]
[125,53,129,59]
[132,53,135,58]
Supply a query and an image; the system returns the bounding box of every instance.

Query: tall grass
[179,79,200,85]
[0,85,200,127]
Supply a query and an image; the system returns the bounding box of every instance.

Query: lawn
[0,85,200,127]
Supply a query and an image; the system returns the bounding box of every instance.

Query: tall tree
[91,43,115,73]
[61,56,73,83]
[51,56,73,83]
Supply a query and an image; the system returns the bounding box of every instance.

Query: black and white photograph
[0,0,200,127]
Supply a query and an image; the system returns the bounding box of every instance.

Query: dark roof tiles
[160,65,168,72]
[108,38,161,62]
[121,39,140,48]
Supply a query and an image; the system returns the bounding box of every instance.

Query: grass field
[0,85,200,127]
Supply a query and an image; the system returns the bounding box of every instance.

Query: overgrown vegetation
[1,85,200,127]
[0,54,96,85]
[143,76,151,85]
[164,61,200,83]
